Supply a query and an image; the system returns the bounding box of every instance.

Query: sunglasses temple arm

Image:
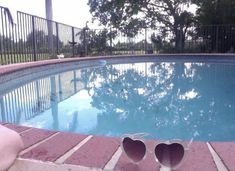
[130,133,151,139]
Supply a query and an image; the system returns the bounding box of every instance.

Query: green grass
[0,53,50,65]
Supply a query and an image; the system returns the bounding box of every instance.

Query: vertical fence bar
[13,19,19,63]
[11,21,15,63]
[179,28,183,53]
[109,27,112,55]
[0,8,4,64]
[216,25,219,53]
[24,13,30,61]
[42,18,47,60]
[72,26,75,57]
[28,14,33,61]
[4,9,9,63]
[145,28,147,54]
[32,16,37,61]
[18,12,24,62]
[83,28,87,56]
[56,22,59,55]
[21,13,27,61]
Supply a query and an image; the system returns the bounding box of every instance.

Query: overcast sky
[0,0,197,29]
[0,0,96,28]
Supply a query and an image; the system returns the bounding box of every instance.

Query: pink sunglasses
[121,134,188,169]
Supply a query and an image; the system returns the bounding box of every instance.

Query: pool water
[1,61,235,141]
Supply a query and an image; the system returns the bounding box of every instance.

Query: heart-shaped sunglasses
[121,133,192,169]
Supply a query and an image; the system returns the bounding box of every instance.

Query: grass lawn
[0,53,50,65]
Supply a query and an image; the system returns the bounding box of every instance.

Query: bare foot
[0,125,24,171]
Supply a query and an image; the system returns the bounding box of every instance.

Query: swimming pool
[0,55,235,141]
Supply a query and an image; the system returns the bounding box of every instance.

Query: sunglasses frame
[121,134,188,169]
[154,140,187,170]
[121,134,148,163]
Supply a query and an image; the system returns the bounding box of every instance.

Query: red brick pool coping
[1,54,235,75]
[1,122,234,171]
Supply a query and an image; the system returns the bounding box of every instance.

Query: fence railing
[1,6,235,65]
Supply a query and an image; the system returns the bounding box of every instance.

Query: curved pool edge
[1,53,235,76]
[1,53,235,95]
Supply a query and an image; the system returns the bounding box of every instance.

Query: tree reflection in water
[78,62,235,141]
[1,61,235,141]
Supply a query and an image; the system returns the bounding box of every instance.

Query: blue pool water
[1,60,235,141]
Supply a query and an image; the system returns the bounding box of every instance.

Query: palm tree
[45,0,53,20]
[45,0,54,57]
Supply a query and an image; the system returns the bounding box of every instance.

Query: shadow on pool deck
[0,122,234,171]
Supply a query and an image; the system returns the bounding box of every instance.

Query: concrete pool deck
[1,122,234,171]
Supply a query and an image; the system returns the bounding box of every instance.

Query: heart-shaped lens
[155,142,185,169]
[122,137,146,163]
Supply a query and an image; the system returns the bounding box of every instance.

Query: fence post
[47,21,54,58]
[72,26,75,57]
[32,16,37,61]
[179,29,183,53]
[216,25,219,52]
[145,28,147,54]
[56,22,59,55]
[83,28,87,56]
[109,27,112,55]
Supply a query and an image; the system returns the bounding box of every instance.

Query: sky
[0,0,197,29]
[0,0,97,28]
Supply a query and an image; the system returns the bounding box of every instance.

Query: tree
[0,35,17,53]
[194,0,235,52]
[88,0,196,52]
[88,29,110,55]
[194,0,235,25]
[26,30,63,53]
[76,27,116,55]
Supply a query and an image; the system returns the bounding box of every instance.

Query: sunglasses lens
[122,137,146,163]
[155,142,184,168]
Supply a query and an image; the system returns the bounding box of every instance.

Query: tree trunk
[174,27,185,53]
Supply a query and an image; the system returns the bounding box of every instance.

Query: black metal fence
[1,6,235,65]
